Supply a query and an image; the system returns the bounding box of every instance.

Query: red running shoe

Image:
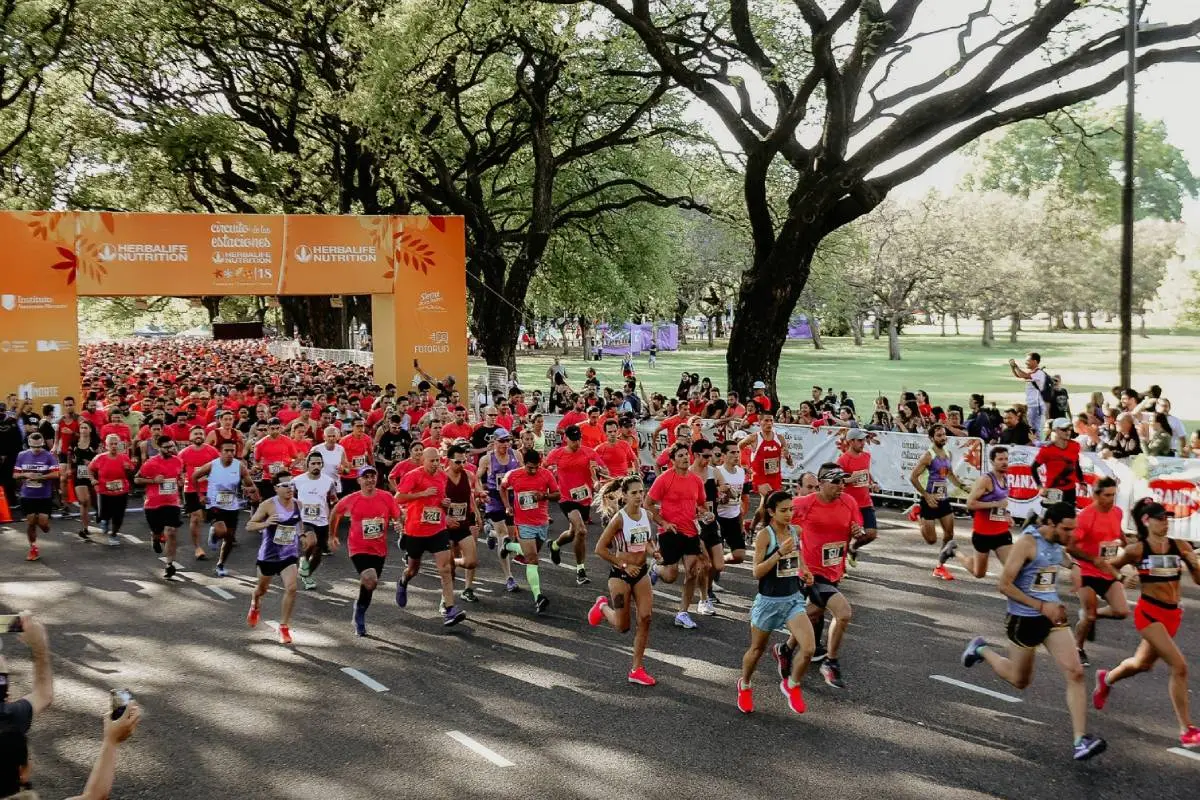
[278,625,292,645]
[779,679,806,714]
[627,666,656,686]
[906,504,921,522]
[932,565,955,581]
[736,679,754,713]
[587,596,609,626]
[247,605,260,628]
[25,545,39,562]
[1092,669,1110,710]
[1179,726,1200,749]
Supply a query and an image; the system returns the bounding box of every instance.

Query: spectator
[999,407,1033,446]
[1008,352,1050,438]
[1189,431,1200,459]
[1103,412,1143,459]
[1049,375,1071,420]
[1,612,52,799]
[1155,398,1187,454]
[1144,413,1175,457]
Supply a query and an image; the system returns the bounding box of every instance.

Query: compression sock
[504,541,522,555]
[526,564,542,596]
[812,614,826,644]
[357,585,374,610]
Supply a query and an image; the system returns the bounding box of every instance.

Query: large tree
[551,0,1200,400]
[0,0,76,161]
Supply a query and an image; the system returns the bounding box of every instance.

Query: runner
[329,465,402,636]
[714,441,750,575]
[691,439,723,616]
[588,475,656,685]
[837,429,878,566]
[252,418,299,500]
[13,433,59,562]
[292,453,339,590]
[909,424,969,580]
[500,448,559,614]
[244,472,303,644]
[191,441,259,577]
[595,419,637,479]
[134,436,184,578]
[735,490,813,714]
[791,464,862,690]
[309,426,348,492]
[645,442,711,629]
[90,434,135,548]
[1033,418,1082,508]
[205,409,245,458]
[340,418,375,486]
[395,450,467,626]
[1067,476,1127,665]
[1092,498,1200,748]
[442,443,481,603]
[476,429,520,592]
[738,412,793,506]
[179,427,219,561]
[961,502,1107,761]
[938,446,1014,580]
[68,420,99,540]
[546,425,604,585]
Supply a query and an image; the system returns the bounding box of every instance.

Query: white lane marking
[446,731,514,767]
[121,534,142,544]
[929,674,1022,704]
[208,586,235,600]
[1167,747,1200,763]
[341,667,389,693]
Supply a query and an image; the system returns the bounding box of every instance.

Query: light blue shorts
[750,592,807,632]
[518,523,549,541]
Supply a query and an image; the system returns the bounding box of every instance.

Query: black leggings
[98,493,128,531]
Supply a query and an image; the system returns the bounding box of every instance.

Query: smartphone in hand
[0,615,23,634]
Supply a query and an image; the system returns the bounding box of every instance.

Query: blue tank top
[1008,526,1064,618]
[757,525,803,599]
[258,497,301,562]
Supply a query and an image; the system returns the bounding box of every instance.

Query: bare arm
[908,452,932,495]
[594,514,623,565]
[66,704,142,800]
[996,536,1063,622]
[18,614,52,713]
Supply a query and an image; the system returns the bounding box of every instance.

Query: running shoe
[628,667,657,686]
[215,564,227,578]
[299,557,311,578]
[1072,734,1107,761]
[576,568,590,586]
[937,540,958,566]
[932,564,954,581]
[649,562,659,586]
[395,580,408,608]
[152,534,163,554]
[674,611,697,630]
[961,636,987,668]
[1077,648,1090,667]
[847,547,858,569]
[707,588,721,605]
[512,553,529,566]
[279,625,293,645]
[811,644,828,663]
[247,605,260,627]
[736,679,754,713]
[353,605,367,637]
[535,594,550,615]
[696,599,716,616]
[461,587,478,603]
[164,563,176,580]
[107,534,120,547]
[1092,669,1110,710]
[773,642,793,681]
[485,524,497,550]
[1180,726,1200,749]
[588,596,609,626]
[442,605,466,626]
[820,659,845,689]
[779,679,806,714]
[550,541,562,565]
[905,503,920,521]
[710,575,722,592]
[300,575,317,591]
[25,545,39,561]
[505,577,519,592]
[77,528,90,540]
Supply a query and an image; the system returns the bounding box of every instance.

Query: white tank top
[618,508,652,553]
[717,465,746,518]
[205,458,242,510]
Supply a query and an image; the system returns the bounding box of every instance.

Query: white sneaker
[696,599,716,616]
[107,534,121,547]
[674,611,698,629]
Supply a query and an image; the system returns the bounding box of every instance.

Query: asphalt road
[2,505,1198,800]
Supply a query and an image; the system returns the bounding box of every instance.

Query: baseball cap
[845,428,868,441]
[1051,417,1071,430]
[299,400,313,409]
[493,428,512,441]
[752,381,767,389]
[358,465,378,477]
[268,417,282,426]
[564,424,582,441]
[818,464,849,483]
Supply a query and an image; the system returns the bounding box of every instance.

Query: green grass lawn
[511,326,1200,430]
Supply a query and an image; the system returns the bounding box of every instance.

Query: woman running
[736,490,814,716]
[1092,498,1200,748]
[70,420,99,539]
[588,476,657,686]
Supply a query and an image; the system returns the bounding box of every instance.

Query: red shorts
[1134,597,1182,638]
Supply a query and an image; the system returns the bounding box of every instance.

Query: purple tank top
[925,448,952,494]
[485,451,519,512]
[980,471,1008,504]
[258,497,301,563]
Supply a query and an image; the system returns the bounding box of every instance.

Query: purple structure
[787,316,813,340]
[598,323,679,355]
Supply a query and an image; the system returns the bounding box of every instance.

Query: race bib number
[268,462,284,476]
[626,526,650,552]
[1032,567,1058,590]
[106,480,125,492]
[569,485,590,502]
[518,491,538,510]
[160,480,177,494]
[216,490,235,506]
[931,481,947,499]
[26,479,43,489]
[850,470,869,487]
[763,458,780,475]
[272,524,297,545]
[821,542,845,567]
[1099,542,1120,560]
[421,506,443,525]
[777,553,800,578]
[1143,554,1181,578]
[302,503,321,520]
[362,517,384,539]
[352,455,367,468]
[1044,488,1063,503]
[76,465,90,480]
[988,507,1008,523]
[448,502,467,520]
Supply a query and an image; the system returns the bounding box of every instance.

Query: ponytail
[1130,497,1153,542]
[752,489,792,530]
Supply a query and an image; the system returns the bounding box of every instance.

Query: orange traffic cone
[65,479,78,505]
[0,487,12,524]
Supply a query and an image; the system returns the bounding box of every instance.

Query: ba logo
[294,245,312,263]
[98,244,118,261]
[1,294,14,311]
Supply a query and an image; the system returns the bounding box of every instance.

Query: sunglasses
[276,483,293,490]
[451,459,467,465]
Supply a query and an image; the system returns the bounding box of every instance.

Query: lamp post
[1118,0,1137,391]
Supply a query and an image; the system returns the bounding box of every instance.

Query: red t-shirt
[494,413,516,433]
[545,445,599,504]
[335,490,400,557]
[596,440,637,477]
[341,433,374,472]
[1035,441,1081,491]
[99,423,133,455]
[504,467,559,526]
[657,415,686,447]
[388,458,422,487]
[89,453,134,496]
[396,468,448,537]
[139,455,183,508]
[1074,504,1124,579]
[792,493,862,583]
[750,394,773,412]
[441,422,473,441]
[179,444,220,493]
[56,416,80,455]
[278,408,301,426]
[647,468,705,537]
[254,436,299,478]
[556,410,587,432]
[837,451,873,509]
[578,422,605,449]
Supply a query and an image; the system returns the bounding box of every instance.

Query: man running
[245,471,302,644]
[501,448,559,614]
[1033,418,1082,508]
[691,439,723,616]
[192,441,259,577]
[135,435,184,578]
[938,447,1014,580]
[546,424,603,586]
[330,465,402,636]
[179,427,219,561]
[395,450,466,626]
[13,433,59,562]
[961,502,1106,761]
[90,434,135,548]
[910,424,969,580]
[646,443,711,629]
[442,443,481,603]
[714,440,750,572]
[476,429,520,592]
[252,418,298,501]
[292,453,339,590]
[1068,477,1127,666]
[738,412,792,505]
[595,419,638,479]
[837,429,878,566]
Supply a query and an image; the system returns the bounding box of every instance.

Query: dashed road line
[341,667,389,693]
[446,731,514,767]
[929,674,1022,704]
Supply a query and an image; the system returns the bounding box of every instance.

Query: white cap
[1051,417,1071,430]
[752,381,766,389]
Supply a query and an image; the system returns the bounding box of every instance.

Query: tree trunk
[675,298,688,345]
[923,310,934,325]
[706,316,715,348]
[953,313,960,336]
[200,296,222,324]
[981,316,993,347]
[873,309,882,339]
[278,297,347,348]
[887,314,902,360]
[939,313,946,336]
[1053,311,1067,330]
[1085,309,1096,329]
[851,315,863,346]
[1010,311,1020,344]
[558,321,570,356]
[579,316,593,359]
[1070,309,1082,330]
[810,314,824,350]
[714,313,725,338]
[1139,314,1148,338]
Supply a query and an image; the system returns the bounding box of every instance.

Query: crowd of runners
[2,339,1199,762]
